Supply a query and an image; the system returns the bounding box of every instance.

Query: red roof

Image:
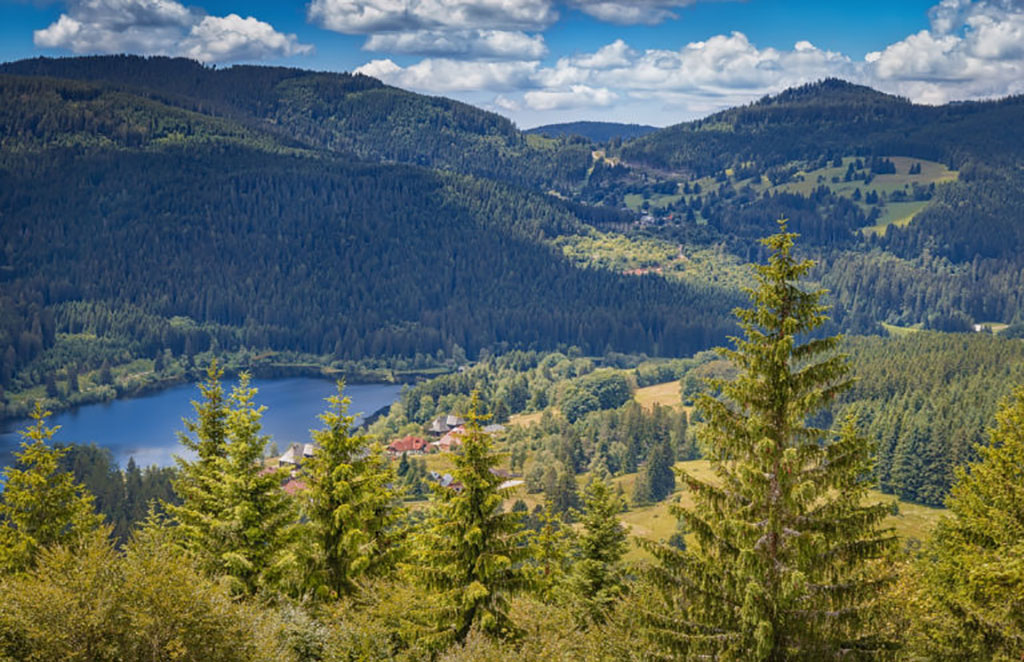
[388,435,429,453]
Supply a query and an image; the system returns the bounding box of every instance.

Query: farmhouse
[387,435,429,457]
[431,426,465,453]
[428,414,466,435]
[280,442,315,466]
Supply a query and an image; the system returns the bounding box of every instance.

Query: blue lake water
[0,378,404,469]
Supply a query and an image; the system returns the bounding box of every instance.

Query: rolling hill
[4,58,1024,423]
[525,121,659,142]
[0,65,738,417]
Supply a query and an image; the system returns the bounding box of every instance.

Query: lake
[0,378,404,469]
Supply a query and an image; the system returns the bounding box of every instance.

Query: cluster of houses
[385,413,505,458]
[262,412,515,496]
[262,442,316,495]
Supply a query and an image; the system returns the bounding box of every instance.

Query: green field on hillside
[615,460,944,561]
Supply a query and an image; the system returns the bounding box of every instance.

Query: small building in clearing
[431,426,465,453]
[387,435,429,457]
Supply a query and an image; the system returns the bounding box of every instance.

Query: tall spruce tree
[910,385,1024,660]
[166,362,229,572]
[217,373,295,594]
[301,382,404,599]
[643,223,896,661]
[572,473,628,624]
[167,369,293,594]
[408,392,532,648]
[0,403,103,572]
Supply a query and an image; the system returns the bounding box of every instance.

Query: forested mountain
[0,55,593,191]
[621,79,1024,174]
[525,121,659,142]
[4,57,1024,430]
[572,79,1024,333]
[0,69,737,413]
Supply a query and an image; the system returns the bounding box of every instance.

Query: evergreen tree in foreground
[166,362,230,575]
[910,385,1024,660]
[572,473,628,625]
[0,403,103,572]
[301,381,404,599]
[643,222,896,660]
[167,367,293,594]
[408,392,532,648]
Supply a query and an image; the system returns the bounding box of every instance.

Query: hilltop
[525,121,659,142]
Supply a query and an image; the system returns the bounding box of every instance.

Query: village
[264,412,520,496]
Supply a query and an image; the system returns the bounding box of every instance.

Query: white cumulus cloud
[309,0,555,60]
[524,84,617,110]
[355,57,539,91]
[364,29,546,58]
[353,33,855,123]
[34,0,311,62]
[353,0,1024,126]
[568,0,740,25]
[864,0,1024,103]
[307,0,558,33]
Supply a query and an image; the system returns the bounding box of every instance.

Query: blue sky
[3,0,1023,127]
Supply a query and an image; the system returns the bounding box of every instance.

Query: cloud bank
[34,0,311,62]
[356,0,1024,124]
[27,0,1024,124]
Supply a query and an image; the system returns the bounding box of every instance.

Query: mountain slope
[0,55,593,191]
[0,71,738,405]
[622,79,1024,175]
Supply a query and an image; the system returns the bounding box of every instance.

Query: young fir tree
[167,369,293,594]
[909,386,1024,660]
[301,382,404,599]
[166,362,229,570]
[0,403,103,572]
[216,373,295,594]
[645,438,676,503]
[528,503,575,601]
[643,223,896,661]
[572,472,628,625]
[408,392,532,648]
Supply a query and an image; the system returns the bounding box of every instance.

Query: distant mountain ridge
[0,55,592,192]
[525,121,659,142]
[4,57,1024,419]
[622,78,1024,175]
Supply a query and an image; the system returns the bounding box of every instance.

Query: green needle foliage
[407,392,532,649]
[167,367,293,595]
[0,402,103,573]
[166,362,228,559]
[572,473,628,625]
[643,222,896,661]
[911,385,1024,660]
[301,381,404,599]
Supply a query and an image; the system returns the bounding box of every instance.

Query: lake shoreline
[0,378,409,469]
[1,362,449,425]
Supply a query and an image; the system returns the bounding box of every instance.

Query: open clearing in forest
[634,381,682,410]
[616,460,945,562]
